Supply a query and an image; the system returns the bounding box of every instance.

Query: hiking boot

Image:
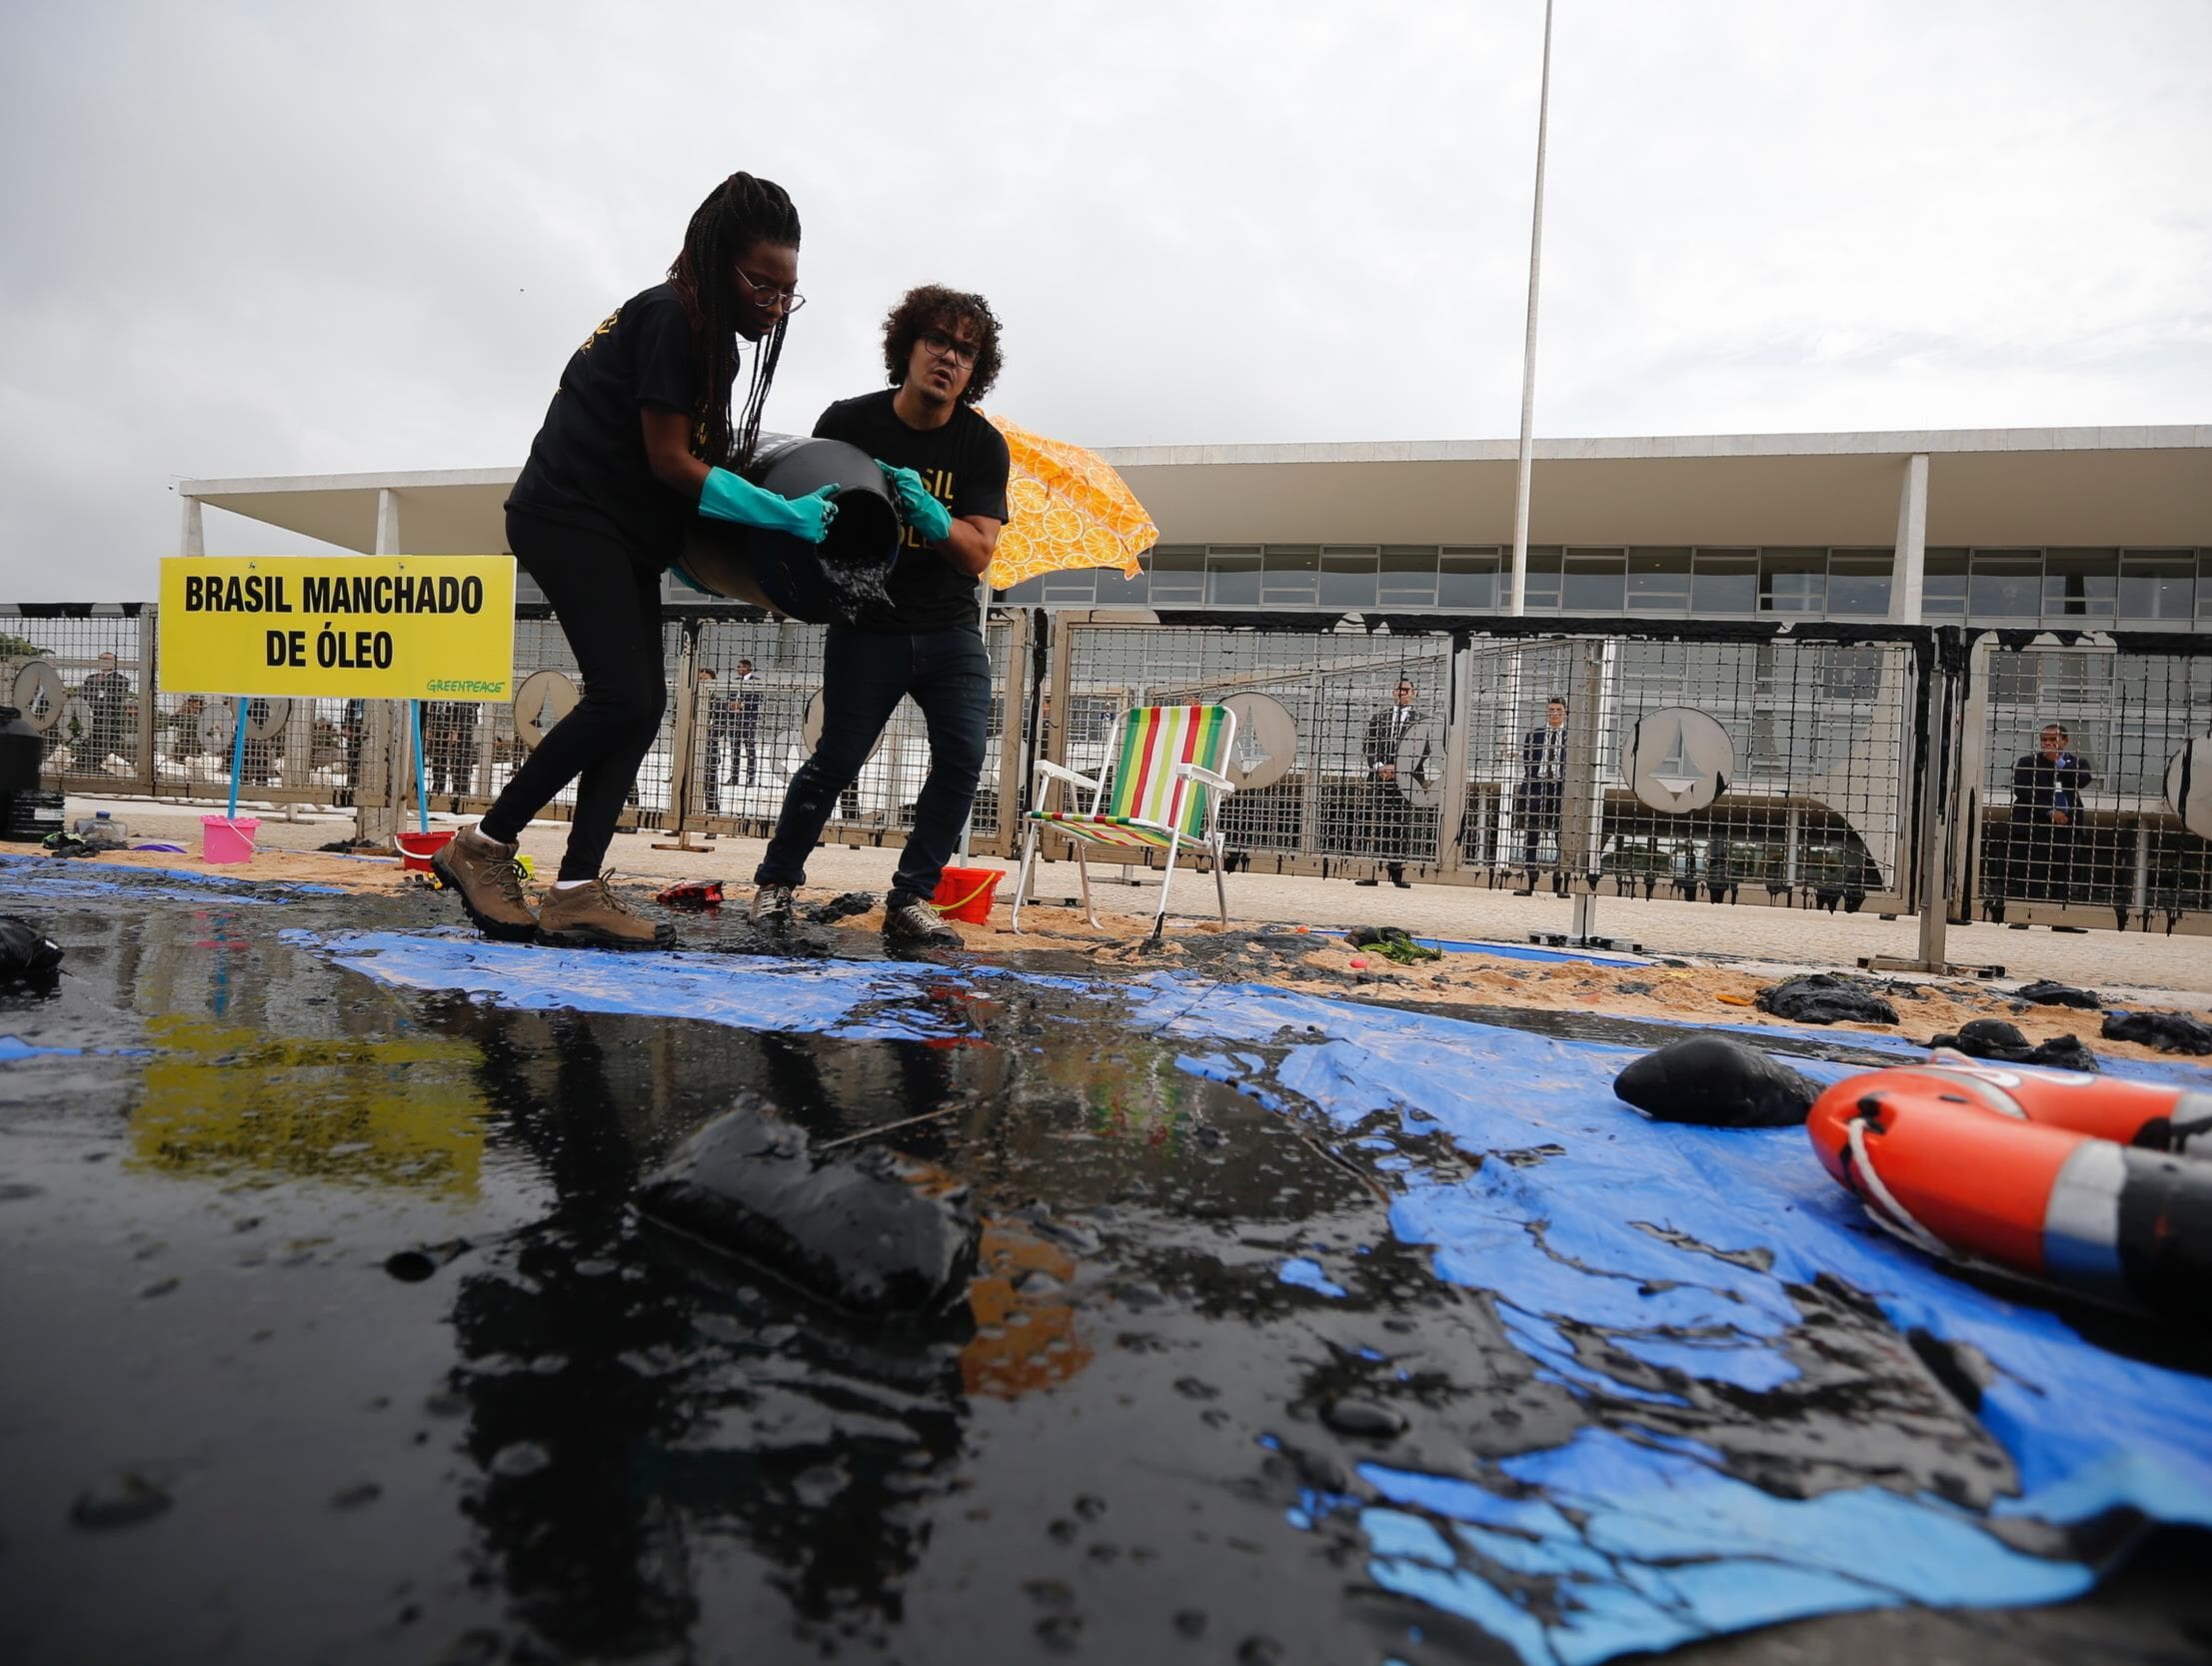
[433,828,537,941]
[883,894,960,948]
[537,875,675,951]
[751,882,796,927]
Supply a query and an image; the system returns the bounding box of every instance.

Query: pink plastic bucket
[201,815,260,864]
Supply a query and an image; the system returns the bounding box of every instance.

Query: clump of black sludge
[637,1093,980,1315]
[1613,1032,1820,1127]
[2102,1009,2212,1056]
[0,916,64,985]
[1756,973,1900,1026]
[1925,1018,2099,1072]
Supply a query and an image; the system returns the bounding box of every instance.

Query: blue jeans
[756,626,991,905]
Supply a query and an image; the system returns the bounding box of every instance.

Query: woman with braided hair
[437,172,838,949]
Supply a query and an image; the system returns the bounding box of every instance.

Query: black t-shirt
[813,391,1012,633]
[507,284,705,569]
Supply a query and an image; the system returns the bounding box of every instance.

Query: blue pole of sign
[226,696,248,820]
[410,700,429,833]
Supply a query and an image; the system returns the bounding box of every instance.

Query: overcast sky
[4,0,2206,600]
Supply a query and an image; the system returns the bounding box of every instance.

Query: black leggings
[482,511,667,880]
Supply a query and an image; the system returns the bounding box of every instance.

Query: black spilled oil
[0,866,2202,1665]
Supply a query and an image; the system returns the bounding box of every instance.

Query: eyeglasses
[734,269,805,313]
[919,329,980,367]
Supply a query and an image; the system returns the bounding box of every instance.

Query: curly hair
[667,172,802,468]
[881,284,1002,405]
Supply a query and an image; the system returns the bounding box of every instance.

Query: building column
[1887,453,1929,625]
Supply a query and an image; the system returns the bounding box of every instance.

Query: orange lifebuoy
[1805,1051,2212,1318]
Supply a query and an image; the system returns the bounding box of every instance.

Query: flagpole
[1506,0,1554,619]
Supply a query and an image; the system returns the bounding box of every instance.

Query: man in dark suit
[425,702,479,797]
[2006,722,2092,902]
[80,653,133,769]
[1516,696,1568,865]
[1358,676,1427,887]
[727,658,762,786]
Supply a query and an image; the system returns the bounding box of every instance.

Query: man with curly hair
[752,285,1013,946]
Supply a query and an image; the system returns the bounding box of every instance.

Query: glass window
[1094,566,1150,606]
[1827,551,1892,617]
[1257,546,1318,605]
[1206,548,1261,606]
[1318,548,1379,610]
[1691,550,1756,616]
[1377,547,1438,607]
[2042,549,2115,621]
[1147,545,1205,605]
[1968,551,2041,620]
[1520,546,1563,612]
[1760,549,1826,614]
[1921,549,1968,619]
[1438,548,1498,610]
[1037,572,1099,604]
[1562,549,1626,614]
[999,577,1046,604]
[2119,551,2196,622]
[1625,548,1691,613]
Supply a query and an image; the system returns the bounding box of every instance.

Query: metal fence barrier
[1046,615,1930,917]
[8,600,2207,940]
[1959,630,2212,933]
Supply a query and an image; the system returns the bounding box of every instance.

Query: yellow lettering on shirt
[577,307,622,355]
[900,468,958,550]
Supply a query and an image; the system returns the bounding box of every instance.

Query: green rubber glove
[698,467,839,545]
[876,461,954,545]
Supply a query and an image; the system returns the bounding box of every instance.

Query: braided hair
[668,172,801,469]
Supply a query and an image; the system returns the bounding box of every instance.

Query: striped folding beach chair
[1011,704,1238,937]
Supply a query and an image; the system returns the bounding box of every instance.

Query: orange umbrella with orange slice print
[982,413,1153,592]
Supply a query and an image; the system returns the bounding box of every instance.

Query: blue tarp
[0,849,344,901]
[301,932,2212,1665]
[286,928,1089,1044]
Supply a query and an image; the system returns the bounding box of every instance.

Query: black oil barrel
[675,437,902,624]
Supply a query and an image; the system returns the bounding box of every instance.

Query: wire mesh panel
[3,598,1027,856]
[1592,637,1915,909]
[1047,619,1925,911]
[2,607,157,799]
[1971,638,2212,931]
[682,613,1020,851]
[1053,624,1456,872]
[1453,638,1583,877]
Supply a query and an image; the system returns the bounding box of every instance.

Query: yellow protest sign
[158,556,516,701]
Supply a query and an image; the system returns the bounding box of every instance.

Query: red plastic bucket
[395,829,456,873]
[931,865,1003,924]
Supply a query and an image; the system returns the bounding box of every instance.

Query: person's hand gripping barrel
[876,461,953,545]
[697,467,840,544]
